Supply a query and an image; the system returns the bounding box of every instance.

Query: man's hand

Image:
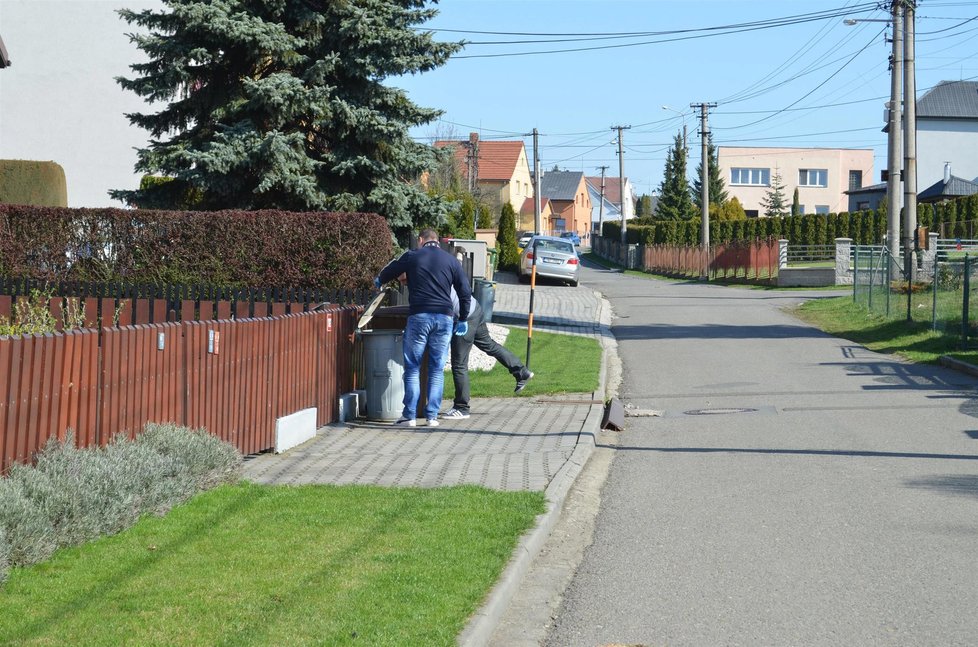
[373,277,382,289]
[455,321,468,336]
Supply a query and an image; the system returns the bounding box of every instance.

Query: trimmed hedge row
[602,194,978,247]
[0,206,393,290]
[0,160,68,208]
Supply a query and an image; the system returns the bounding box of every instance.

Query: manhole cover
[683,407,758,416]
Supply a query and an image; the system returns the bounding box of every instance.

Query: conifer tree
[655,133,695,220]
[111,0,461,235]
[496,202,520,271]
[691,137,727,209]
[791,187,801,216]
[760,170,789,218]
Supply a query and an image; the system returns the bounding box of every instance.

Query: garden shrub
[0,205,392,289]
[495,203,520,272]
[0,424,241,586]
[0,160,68,208]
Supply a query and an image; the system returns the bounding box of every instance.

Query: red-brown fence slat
[0,336,17,472]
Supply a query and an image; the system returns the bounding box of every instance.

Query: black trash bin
[472,278,496,323]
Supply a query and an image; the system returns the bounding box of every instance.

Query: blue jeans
[402,312,453,420]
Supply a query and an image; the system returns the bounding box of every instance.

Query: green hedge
[598,200,978,248]
[0,160,68,208]
[0,205,393,289]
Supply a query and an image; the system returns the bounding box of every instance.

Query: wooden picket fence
[0,306,362,472]
[0,276,372,331]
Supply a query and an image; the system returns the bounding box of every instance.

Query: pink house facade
[717,147,874,216]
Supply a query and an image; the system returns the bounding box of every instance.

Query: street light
[661,105,687,152]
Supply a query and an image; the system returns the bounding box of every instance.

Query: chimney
[944,162,951,184]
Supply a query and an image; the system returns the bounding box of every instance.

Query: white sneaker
[442,408,470,420]
[426,418,440,427]
[394,416,416,427]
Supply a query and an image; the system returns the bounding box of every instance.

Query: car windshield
[532,239,575,254]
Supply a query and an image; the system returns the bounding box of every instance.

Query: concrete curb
[457,298,611,647]
[938,354,978,377]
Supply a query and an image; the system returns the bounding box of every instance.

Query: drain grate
[683,407,758,416]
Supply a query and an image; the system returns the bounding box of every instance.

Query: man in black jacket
[444,290,533,419]
[376,229,471,427]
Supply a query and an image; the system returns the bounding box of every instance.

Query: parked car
[560,231,581,246]
[518,234,533,249]
[519,235,580,287]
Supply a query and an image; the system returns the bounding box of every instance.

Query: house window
[553,218,566,233]
[745,209,759,218]
[848,170,863,191]
[798,205,805,215]
[730,168,770,186]
[857,201,870,210]
[799,169,828,187]
[815,205,830,214]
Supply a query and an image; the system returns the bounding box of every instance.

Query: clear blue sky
[396,0,978,196]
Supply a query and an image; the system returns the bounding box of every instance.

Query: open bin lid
[357,289,390,331]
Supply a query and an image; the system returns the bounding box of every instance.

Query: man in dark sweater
[376,229,472,427]
[444,289,533,420]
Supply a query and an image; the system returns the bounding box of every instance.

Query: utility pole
[886,0,904,277]
[903,0,917,283]
[613,125,631,263]
[691,102,717,277]
[533,128,542,235]
[596,165,608,239]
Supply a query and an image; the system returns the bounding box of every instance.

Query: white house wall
[917,119,978,189]
[0,1,161,208]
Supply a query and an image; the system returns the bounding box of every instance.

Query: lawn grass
[443,326,601,400]
[0,482,546,647]
[793,294,978,365]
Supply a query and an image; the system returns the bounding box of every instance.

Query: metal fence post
[932,253,938,331]
[963,254,970,346]
[885,246,891,318]
[853,246,859,303]
[868,247,874,310]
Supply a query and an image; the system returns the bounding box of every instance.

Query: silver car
[519,235,580,287]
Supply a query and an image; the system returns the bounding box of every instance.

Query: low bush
[0,424,241,585]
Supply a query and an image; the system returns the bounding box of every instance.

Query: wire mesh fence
[852,243,978,345]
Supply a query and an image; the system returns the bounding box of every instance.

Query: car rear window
[534,240,575,254]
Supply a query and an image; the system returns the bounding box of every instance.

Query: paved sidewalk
[240,274,610,647]
[242,274,609,493]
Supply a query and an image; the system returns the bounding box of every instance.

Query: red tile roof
[435,139,526,182]
[586,176,626,206]
[520,197,550,215]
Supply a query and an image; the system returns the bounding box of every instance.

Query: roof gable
[585,176,627,206]
[539,170,585,201]
[433,139,526,182]
[918,81,978,119]
[918,174,978,201]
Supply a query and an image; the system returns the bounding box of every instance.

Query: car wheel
[570,278,579,287]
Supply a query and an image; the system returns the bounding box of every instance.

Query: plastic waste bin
[360,329,404,421]
[357,305,428,421]
[473,278,496,323]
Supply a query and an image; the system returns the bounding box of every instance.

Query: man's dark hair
[419,228,439,242]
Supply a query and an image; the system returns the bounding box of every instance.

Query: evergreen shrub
[496,203,520,271]
[0,160,68,208]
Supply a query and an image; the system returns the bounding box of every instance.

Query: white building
[915,80,978,190]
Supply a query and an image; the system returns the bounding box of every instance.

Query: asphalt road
[545,260,978,646]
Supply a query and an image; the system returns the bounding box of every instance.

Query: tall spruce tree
[760,170,789,217]
[791,187,801,216]
[691,137,727,209]
[111,0,461,234]
[655,133,695,220]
